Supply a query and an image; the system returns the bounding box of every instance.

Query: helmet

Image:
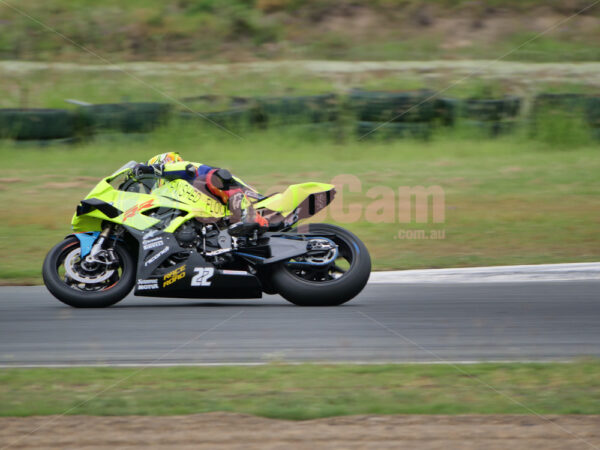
[148,152,183,165]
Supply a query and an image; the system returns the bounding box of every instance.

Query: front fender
[66,231,100,258]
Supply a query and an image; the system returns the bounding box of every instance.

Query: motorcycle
[43,161,371,308]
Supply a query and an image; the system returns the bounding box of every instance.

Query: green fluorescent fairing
[254,182,335,216]
[72,165,335,233]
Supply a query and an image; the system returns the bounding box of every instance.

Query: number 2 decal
[191,267,214,286]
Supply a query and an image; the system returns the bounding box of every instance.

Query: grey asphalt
[1,282,599,366]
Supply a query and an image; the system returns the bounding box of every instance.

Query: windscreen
[110,161,138,177]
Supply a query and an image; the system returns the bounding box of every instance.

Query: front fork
[84,225,122,267]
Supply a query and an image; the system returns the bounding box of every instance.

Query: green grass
[1,0,598,62]
[1,123,599,284]
[1,362,599,418]
[1,66,340,109]
[3,60,599,111]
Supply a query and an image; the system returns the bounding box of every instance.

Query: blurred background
[1,0,599,283]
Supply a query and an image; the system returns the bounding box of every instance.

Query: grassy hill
[1,0,599,62]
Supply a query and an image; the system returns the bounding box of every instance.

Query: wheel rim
[56,243,124,292]
[284,234,356,283]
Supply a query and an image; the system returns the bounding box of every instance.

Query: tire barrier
[2,92,598,142]
[460,96,521,137]
[79,102,172,133]
[435,97,460,126]
[462,96,521,121]
[349,89,439,140]
[349,89,436,123]
[178,108,253,130]
[585,96,600,139]
[176,95,254,131]
[356,121,432,140]
[253,94,339,126]
[0,108,78,140]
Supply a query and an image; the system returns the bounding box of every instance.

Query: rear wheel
[42,236,135,308]
[270,223,371,306]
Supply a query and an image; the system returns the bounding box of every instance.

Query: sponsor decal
[175,182,202,203]
[191,267,214,286]
[143,229,160,240]
[143,236,164,250]
[163,265,186,287]
[137,278,158,290]
[144,246,170,266]
[204,196,226,216]
[123,199,155,222]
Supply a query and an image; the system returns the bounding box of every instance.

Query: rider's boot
[228,212,269,237]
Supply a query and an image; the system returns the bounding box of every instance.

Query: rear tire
[270,224,371,306]
[43,237,136,308]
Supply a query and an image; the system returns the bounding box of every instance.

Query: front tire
[43,236,136,308]
[270,224,371,306]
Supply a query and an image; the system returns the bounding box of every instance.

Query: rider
[133,152,268,236]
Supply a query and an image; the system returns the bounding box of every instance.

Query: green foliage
[502,33,600,63]
[531,109,594,148]
[0,0,598,61]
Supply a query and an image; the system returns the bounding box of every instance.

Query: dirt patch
[0,178,23,184]
[41,181,90,190]
[1,414,599,449]
[499,166,524,174]
[73,176,101,182]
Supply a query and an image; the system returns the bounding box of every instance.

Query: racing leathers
[133,161,268,235]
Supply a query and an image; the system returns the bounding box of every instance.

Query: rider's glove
[185,164,197,179]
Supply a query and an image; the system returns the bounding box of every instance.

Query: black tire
[42,236,136,308]
[270,224,371,306]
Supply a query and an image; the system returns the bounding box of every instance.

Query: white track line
[369,262,600,284]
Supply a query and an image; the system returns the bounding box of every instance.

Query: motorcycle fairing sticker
[162,265,186,287]
[143,236,164,250]
[144,246,170,266]
[191,267,214,286]
[137,278,159,290]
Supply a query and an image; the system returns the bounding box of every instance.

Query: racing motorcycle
[43,161,371,307]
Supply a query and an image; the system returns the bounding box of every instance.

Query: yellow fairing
[72,164,332,234]
[254,182,335,216]
[72,175,230,233]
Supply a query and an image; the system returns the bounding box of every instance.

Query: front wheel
[42,236,136,308]
[270,223,371,306]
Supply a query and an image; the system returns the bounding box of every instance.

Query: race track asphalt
[1,282,599,366]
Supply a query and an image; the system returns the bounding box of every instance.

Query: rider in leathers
[133,152,268,236]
